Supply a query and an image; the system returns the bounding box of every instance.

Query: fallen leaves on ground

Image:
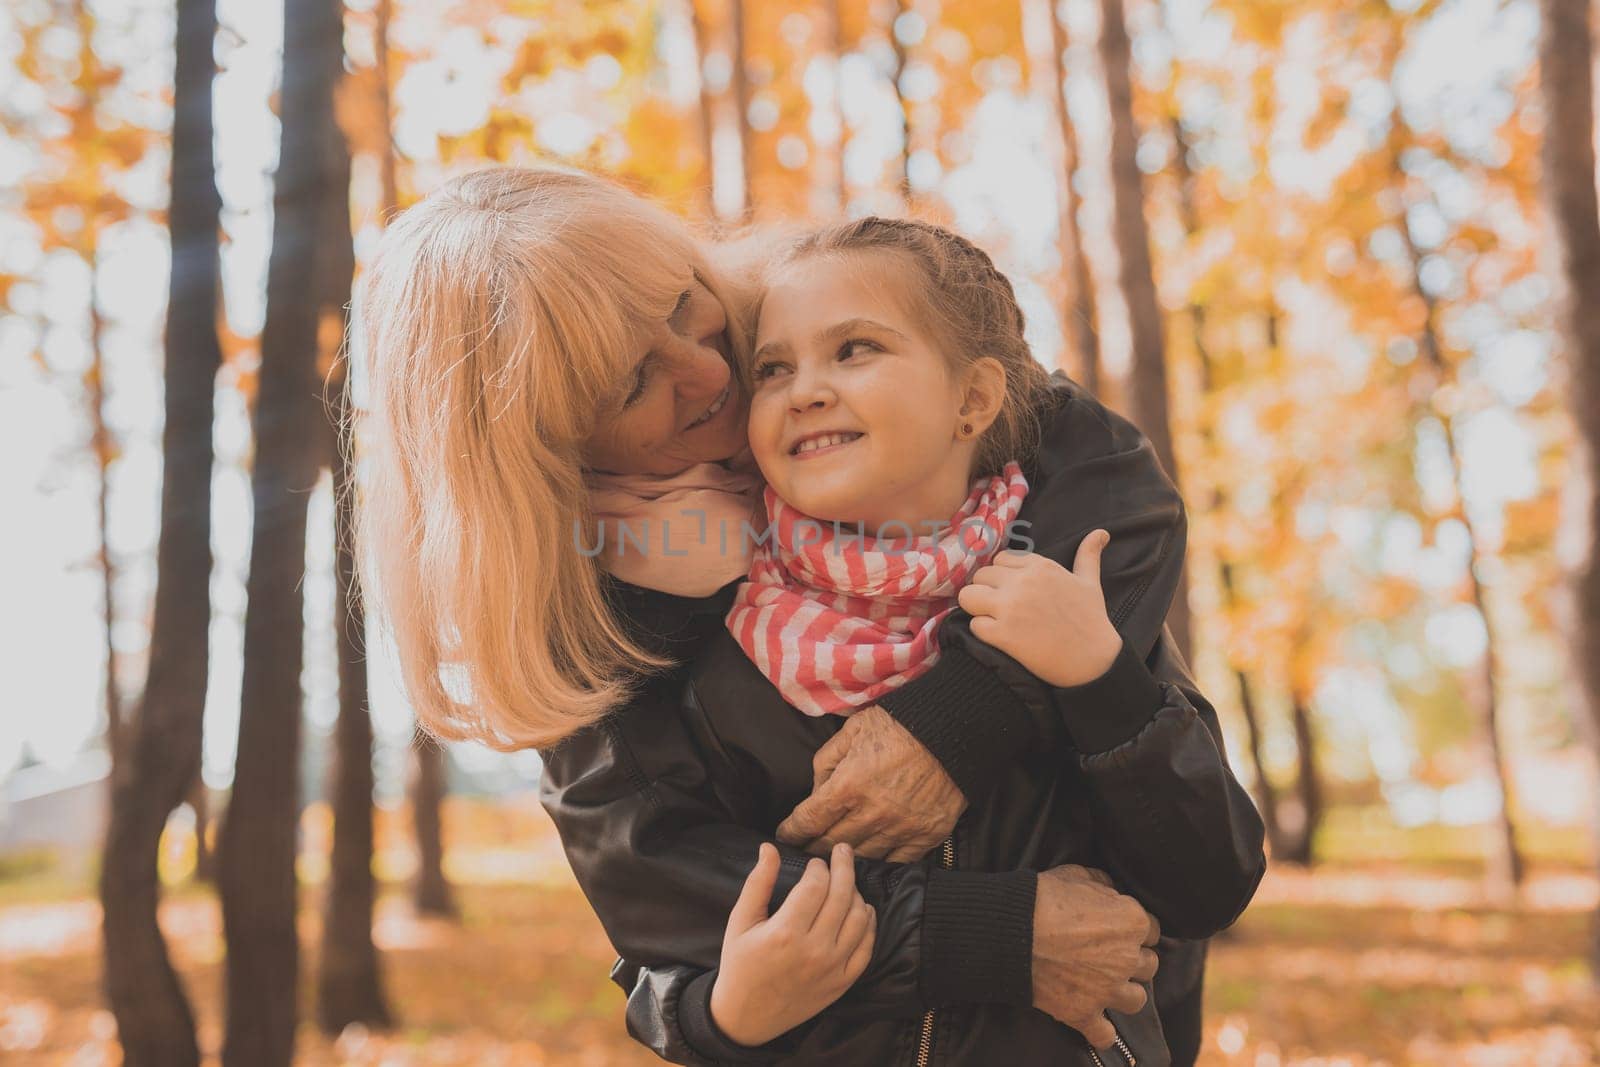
[2,802,1597,1065]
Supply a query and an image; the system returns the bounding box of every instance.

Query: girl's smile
[787,429,865,458]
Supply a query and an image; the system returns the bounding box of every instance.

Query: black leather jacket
[539,376,1266,1065]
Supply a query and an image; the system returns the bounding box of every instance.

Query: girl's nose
[787,362,836,413]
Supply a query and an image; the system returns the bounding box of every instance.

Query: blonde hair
[357,166,749,749]
[775,216,1053,477]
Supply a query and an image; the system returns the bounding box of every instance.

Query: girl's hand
[956,530,1123,688]
[709,843,877,1047]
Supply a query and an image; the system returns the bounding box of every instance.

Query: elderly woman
[357,166,1263,1065]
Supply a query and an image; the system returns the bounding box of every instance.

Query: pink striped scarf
[726,462,1029,717]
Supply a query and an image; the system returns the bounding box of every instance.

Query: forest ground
[3,799,1597,1066]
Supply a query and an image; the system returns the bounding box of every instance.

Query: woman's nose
[659,331,728,399]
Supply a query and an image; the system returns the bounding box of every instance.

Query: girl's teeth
[796,432,860,454]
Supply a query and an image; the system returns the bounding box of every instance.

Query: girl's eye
[838,338,878,360]
[752,361,790,382]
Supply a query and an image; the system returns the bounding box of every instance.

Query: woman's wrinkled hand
[1031,865,1160,1049]
[775,706,966,862]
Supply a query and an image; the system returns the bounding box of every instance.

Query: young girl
[622,217,1261,1065]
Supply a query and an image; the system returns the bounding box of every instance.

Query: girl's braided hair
[776,216,1054,477]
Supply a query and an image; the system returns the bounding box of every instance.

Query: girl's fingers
[774,854,830,929]
[810,844,858,940]
[1072,529,1110,585]
[956,583,1001,617]
[967,565,1009,589]
[841,903,876,979]
[837,895,874,950]
[970,614,1002,644]
[726,843,781,936]
[990,549,1033,568]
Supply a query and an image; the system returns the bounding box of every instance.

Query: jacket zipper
[914,836,956,1067]
[1084,1028,1137,1066]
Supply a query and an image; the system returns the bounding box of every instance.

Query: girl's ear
[958,357,1008,436]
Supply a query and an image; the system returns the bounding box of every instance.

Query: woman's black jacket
[538,375,1266,1064]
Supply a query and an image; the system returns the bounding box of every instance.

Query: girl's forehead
[764,250,921,317]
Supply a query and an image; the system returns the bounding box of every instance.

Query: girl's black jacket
[538,375,1266,1065]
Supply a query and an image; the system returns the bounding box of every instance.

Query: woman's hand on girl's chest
[774,706,967,862]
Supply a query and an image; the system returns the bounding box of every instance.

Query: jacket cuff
[1055,639,1167,754]
[677,969,796,1064]
[919,867,1036,1008]
[878,646,1038,800]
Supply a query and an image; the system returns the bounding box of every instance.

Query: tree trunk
[729,0,754,220]
[1537,0,1600,966]
[99,1,221,1062]
[823,0,849,213]
[1276,695,1323,866]
[1044,0,1100,391]
[314,49,391,1032]
[410,735,457,916]
[317,389,391,1032]
[1393,166,1525,895]
[217,0,345,1062]
[1226,607,1288,858]
[88,262,124,768]
[889,0,914,203]
[687,0,720,220]
[190,776,214,882]
[1097,0,1192,661]
[1463,541,1523,891]
[375,0,399,220]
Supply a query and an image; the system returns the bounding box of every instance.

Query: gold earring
[961,422,974,437]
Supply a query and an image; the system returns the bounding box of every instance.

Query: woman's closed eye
[621,291,695,406]
[668,288,692,326]
[621,356,654,408]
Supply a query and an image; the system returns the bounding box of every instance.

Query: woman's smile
[686,382,732,430]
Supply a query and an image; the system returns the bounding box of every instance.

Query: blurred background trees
[96,1,220,1063]
[1538,0,1600,968]
[2,0,1599,1063]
